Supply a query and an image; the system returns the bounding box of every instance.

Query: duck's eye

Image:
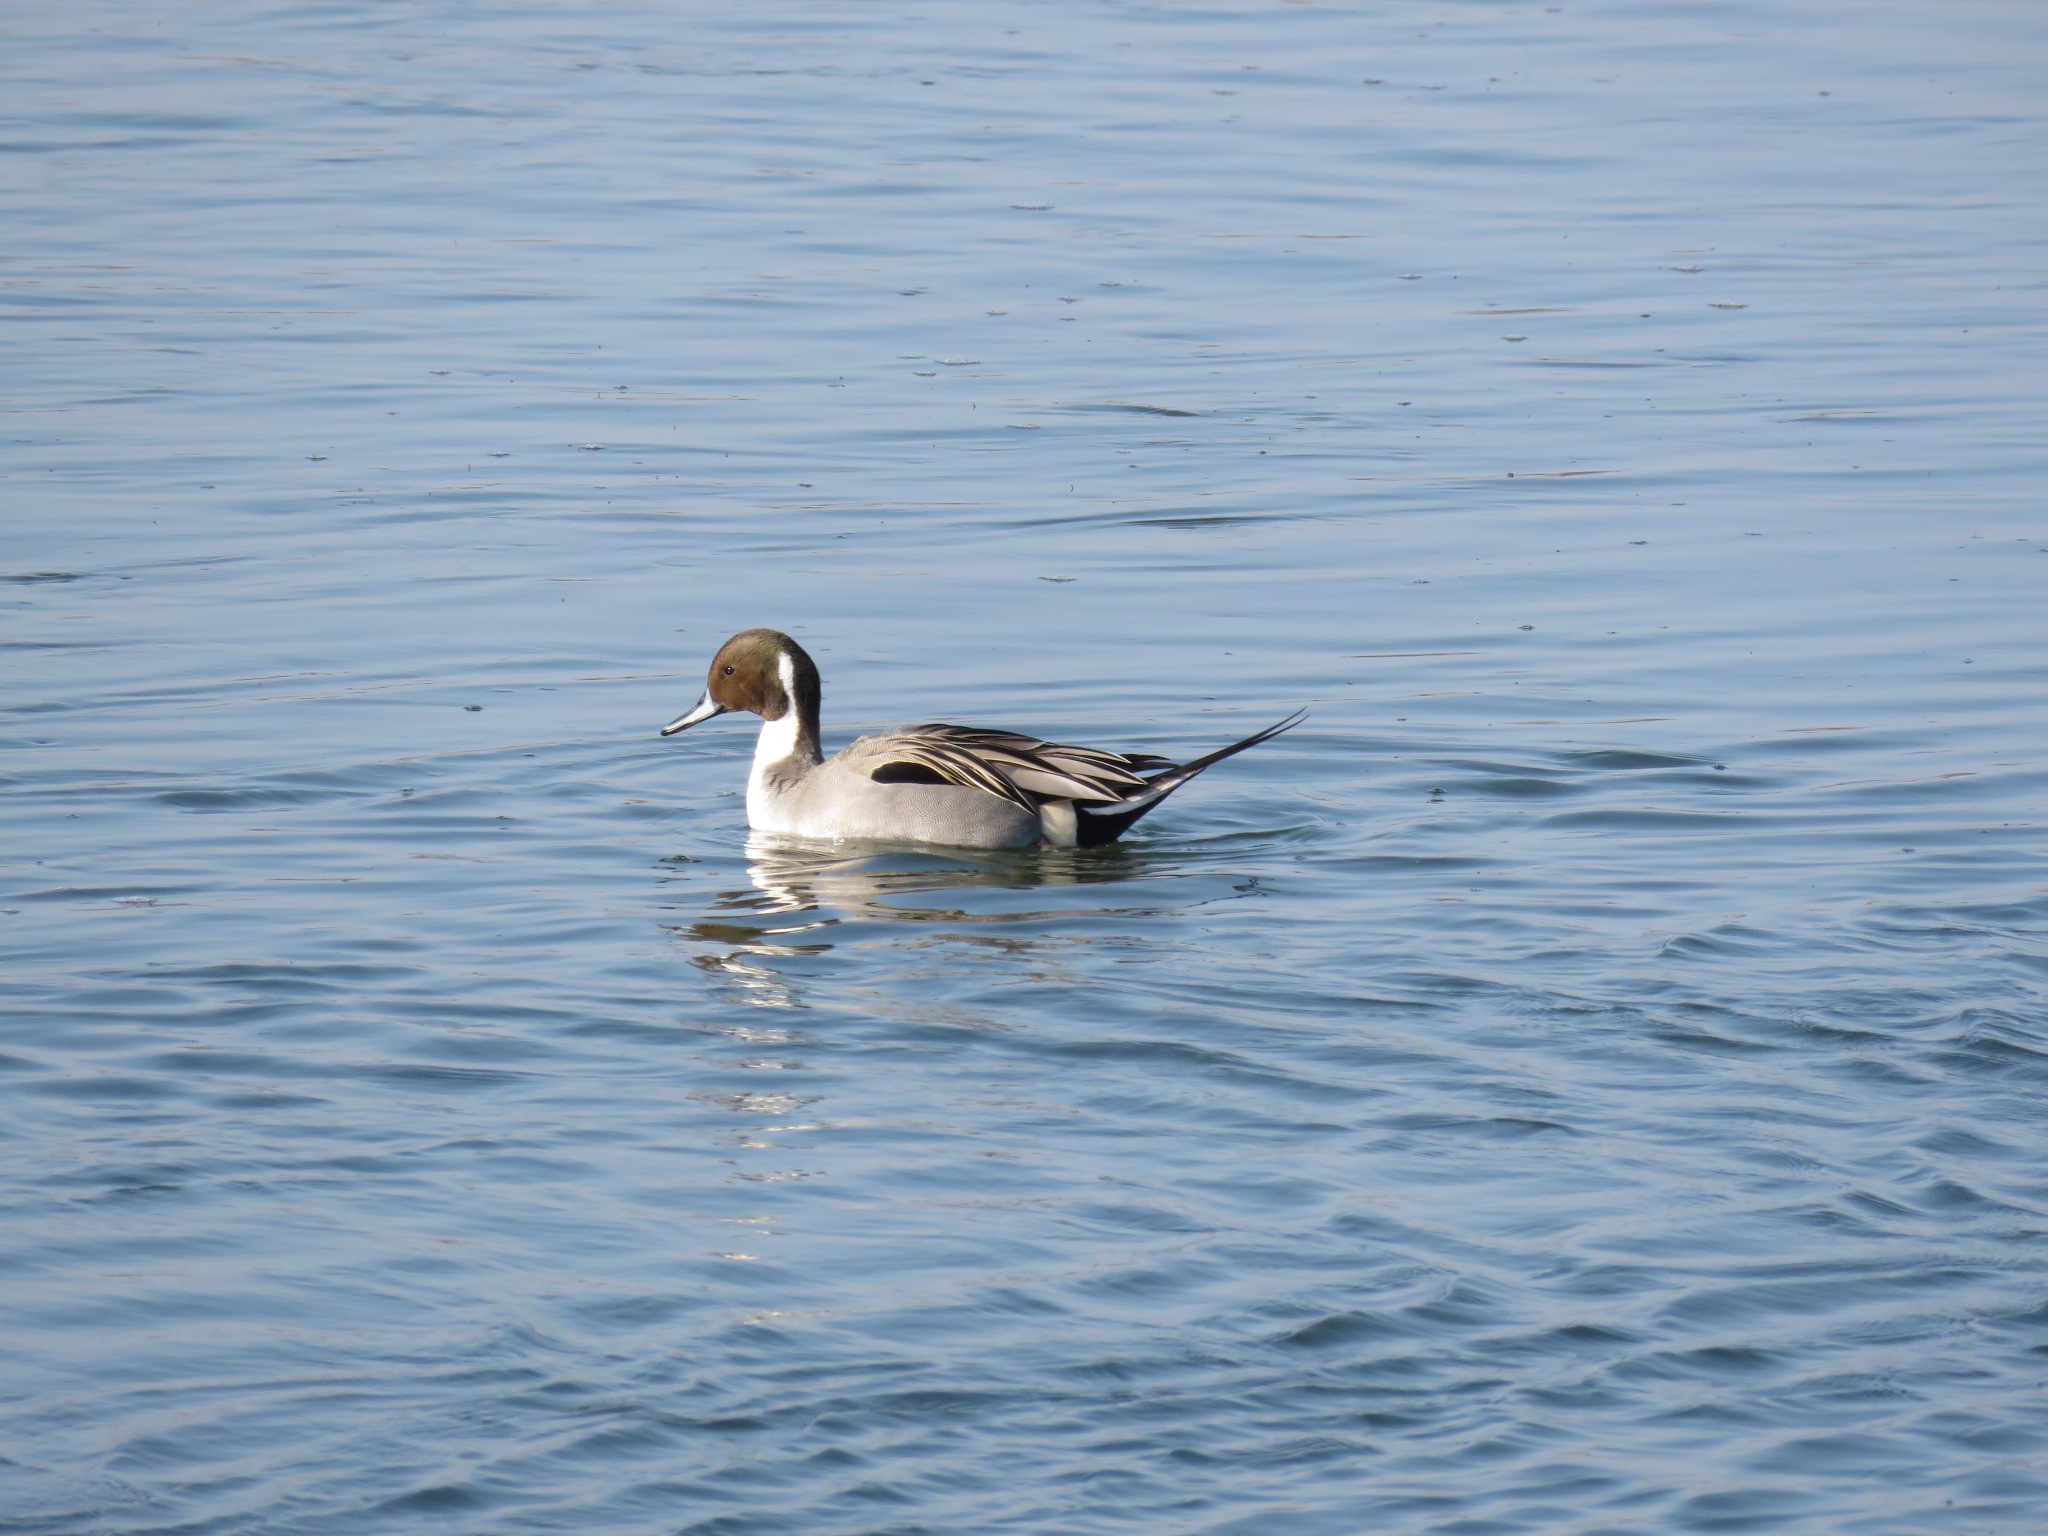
[722,665,736,676]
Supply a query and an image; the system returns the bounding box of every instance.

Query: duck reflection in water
[668,835,1174,1009]
[709,831,1159,924]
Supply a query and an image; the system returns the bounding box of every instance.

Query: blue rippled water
[4,1,2046,1532]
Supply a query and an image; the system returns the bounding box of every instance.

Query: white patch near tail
[1038,799,1079,848]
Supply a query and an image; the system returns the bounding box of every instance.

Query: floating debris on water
[1061,401,1197,416]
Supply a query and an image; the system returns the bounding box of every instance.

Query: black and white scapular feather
[864,715,1306,846]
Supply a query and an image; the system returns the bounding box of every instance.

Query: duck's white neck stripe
[752,648,805,772]
[746,654,807,830]
[753,709,803,773]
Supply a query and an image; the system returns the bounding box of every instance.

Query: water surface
[4,2,2047,1532]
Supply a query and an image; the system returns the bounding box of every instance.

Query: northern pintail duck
[660,628,1302,849]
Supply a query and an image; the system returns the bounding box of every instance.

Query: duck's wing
[849,723,1174,812]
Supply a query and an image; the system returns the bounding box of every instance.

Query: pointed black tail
[1073,708,1306,846]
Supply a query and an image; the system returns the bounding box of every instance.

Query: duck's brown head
[660,628,821,735]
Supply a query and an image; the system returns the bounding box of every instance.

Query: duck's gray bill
[660,692,728,736]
